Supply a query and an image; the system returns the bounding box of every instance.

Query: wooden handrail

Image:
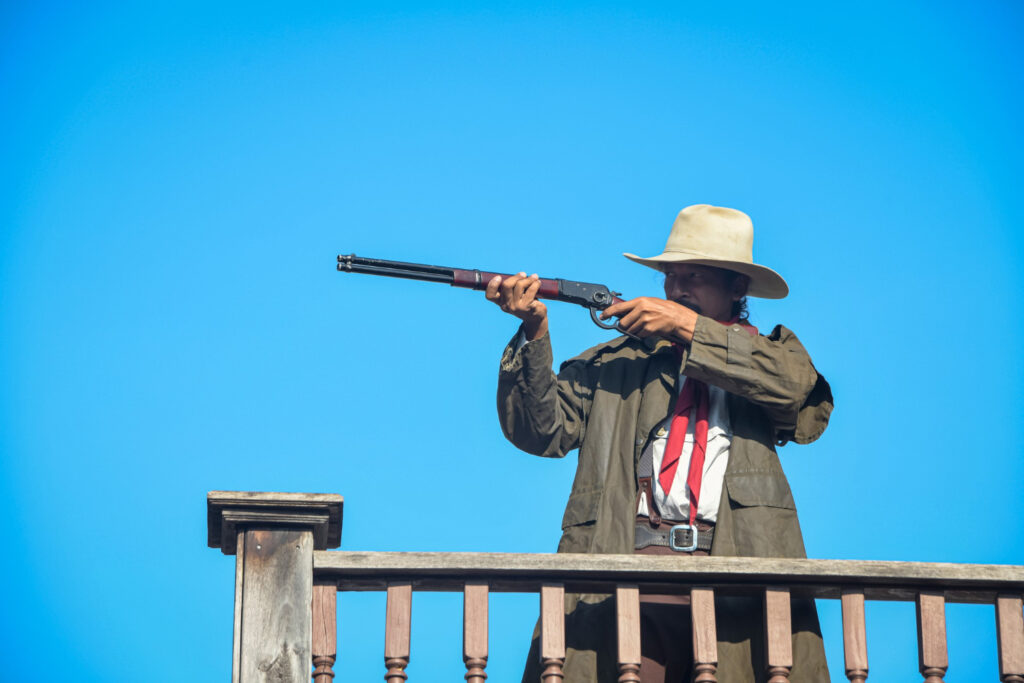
[310,549,1024,683]
[313,551,1024,603]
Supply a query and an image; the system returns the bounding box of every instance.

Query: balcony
[207,491,1024,683]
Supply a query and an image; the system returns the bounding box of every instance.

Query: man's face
[663,263,747,321]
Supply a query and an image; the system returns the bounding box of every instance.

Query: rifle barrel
[337,254,455,284]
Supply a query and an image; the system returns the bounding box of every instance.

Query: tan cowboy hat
[623,204,789,299]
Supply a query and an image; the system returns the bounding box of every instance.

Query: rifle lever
[589,306,640,340]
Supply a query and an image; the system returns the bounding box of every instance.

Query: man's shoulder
[711,319,807,347]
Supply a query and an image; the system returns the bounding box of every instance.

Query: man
[485,205,833,682]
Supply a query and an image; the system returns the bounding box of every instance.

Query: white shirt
[636,379,731,523]
[513,332,732,523]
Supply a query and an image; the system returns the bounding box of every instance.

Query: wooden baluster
[615,585,641,683]
[841,589,868,683]
[385,582,412,682]
[764,587,793,683]
[996,594,1024,683]
[916,591,948,683]
[312,582,337,683]
[691,587,718,683]
[540,583,566,682]
[463,582,489,683]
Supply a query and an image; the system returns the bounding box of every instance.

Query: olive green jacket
[498,316,834,682]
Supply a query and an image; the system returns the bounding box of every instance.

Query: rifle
[336,254,630,334]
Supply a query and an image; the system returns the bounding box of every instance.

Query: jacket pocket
[560,488,603,529]
[725,473,796,510]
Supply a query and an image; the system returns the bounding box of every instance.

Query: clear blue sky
[2,2,1022,681]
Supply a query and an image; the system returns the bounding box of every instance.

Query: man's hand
[485,272,549,341]
[600,296,699,342]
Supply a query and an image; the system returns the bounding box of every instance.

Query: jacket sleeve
[683,317,833,445]
[496,328,593,458]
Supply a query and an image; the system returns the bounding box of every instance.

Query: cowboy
[486,205,834,683]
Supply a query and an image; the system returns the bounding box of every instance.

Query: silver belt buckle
[669,523,698,552]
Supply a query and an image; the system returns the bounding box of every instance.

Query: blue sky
[2,2,1022,681]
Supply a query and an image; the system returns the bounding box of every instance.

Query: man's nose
[665,278,688,300]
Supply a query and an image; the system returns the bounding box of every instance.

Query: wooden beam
[207,493,344,683]
[238,528,313,683]
[231,531,245,683]
[313,551,1024,603]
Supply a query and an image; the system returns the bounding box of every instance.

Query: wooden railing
[207,491,1024,683]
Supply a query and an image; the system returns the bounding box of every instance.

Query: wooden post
[691,587,718,683]
[764,587,793,683]
[385,582,413,682]
[615,585,641,683]
[463,582,489,683]
[916,591,948,683]
[841,589,868,682]
[206,491,343,683]
[540,583,566,682]
[312,582,337,683]
[996,594,1024,683]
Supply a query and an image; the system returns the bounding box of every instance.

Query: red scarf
[658,318,758,525]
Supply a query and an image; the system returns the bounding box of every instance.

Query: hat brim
[623,251,789,299]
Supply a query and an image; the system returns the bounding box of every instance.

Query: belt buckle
[669,523,698,552]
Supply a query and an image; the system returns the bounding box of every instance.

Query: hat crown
[664,204,754,263]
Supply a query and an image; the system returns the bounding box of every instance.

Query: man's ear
[731,274,751,301]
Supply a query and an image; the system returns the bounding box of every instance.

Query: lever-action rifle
[337,254,630,334]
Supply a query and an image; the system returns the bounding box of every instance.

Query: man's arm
[684,317,832,444]
[486,272,593,457]
[600,295,831,444]
[496,328,591,458]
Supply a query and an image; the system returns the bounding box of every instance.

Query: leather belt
[635,521,714,553]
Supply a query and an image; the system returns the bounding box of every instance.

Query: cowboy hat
[623,204,789,299]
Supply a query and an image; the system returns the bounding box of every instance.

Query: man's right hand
[485,272,549,341]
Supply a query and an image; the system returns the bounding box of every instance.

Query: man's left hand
[600,297,699,342]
